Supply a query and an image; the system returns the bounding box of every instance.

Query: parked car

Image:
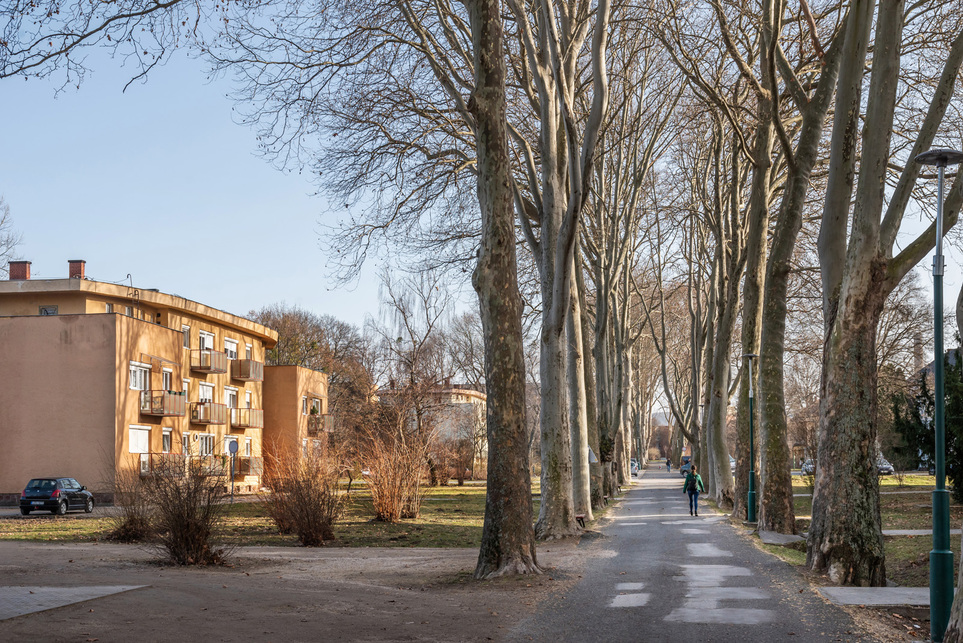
[876,457,895,475]
[729,456,736,475]
[19,478,94,515]
[800,459,816,476]
[630,460,640,476]
[680,456,692,477]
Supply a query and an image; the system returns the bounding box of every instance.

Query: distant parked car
[729,456,736,475]
[19,478,94,516]
[680,456,692,477]
[876,457,895,475]
[801,459,816,476]
[630,460,640,477]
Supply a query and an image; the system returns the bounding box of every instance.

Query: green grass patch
[885,535,963,587]
[0,515,111,541]
[1,482,547,549]
[760,542,807,567]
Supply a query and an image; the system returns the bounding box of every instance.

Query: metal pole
[931,160,952,642]
[744,354,758,523]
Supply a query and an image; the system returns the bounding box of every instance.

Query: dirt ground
[0,539,587,643]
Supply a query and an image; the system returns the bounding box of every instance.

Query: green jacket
[682,472,705,493]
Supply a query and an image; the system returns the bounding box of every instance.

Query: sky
[0,52,387,329]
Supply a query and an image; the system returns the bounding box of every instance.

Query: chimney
[68,259,86,279]
[9,261,30,280]
[914,333,924,373]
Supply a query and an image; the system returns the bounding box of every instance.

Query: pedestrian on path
[683,465,705,516]
[666,457,671,472]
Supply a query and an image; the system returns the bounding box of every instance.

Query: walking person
[682,464,705,516]
[666,457,671,473]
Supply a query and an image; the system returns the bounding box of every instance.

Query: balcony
[236,456,263,476]
[231,359,264,382]
[307,413,334,436]
[191,349,228,374]
[231,407,264,430]
[138,453,238,477]
[190,402,227,425]
[139,390,187,417]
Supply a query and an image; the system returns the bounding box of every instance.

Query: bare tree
[0,197,22,279]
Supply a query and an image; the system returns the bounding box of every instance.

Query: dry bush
[262,443,346,546]
[101,453,153,542]
[143,456,229,565]
[106,459,153,542]
[365,433,430,522]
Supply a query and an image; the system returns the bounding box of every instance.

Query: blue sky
[0,53,384,328]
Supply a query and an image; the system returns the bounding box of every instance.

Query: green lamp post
[915,148,963,643]
[744,353,758,523]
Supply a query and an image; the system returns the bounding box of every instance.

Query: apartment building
[263,364,332,455]
[0,259,319,500]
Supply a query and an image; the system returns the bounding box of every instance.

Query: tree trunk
[468,0,539,579]
[807,283,886,585]
[535,320,577,539]
[568,263,592,522]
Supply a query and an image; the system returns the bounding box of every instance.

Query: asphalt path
[506,466,874,642]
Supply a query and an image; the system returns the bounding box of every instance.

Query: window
[302,396,308,415]
[224,339,238,360]
[245,438,252,457]
[162,369,173,391]
[182,379,191,396]
[129,362,150,391]
[199,331,214,350]
[162,429,172,454]
[245,344,253,360]
[198,383,214,404]
[245,391,252,409]
[224,436,238,455]
[125,306,132,316]
[182,433,191,455]
[198,434,214,457]
[39,305,58,315]
[182,325,191,349]
[225,388,238,409]
[311,398,321,415]
[106,303,114,313]
[128,426,150,454]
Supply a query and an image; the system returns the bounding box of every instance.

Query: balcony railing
[236,456,263,476]
[190,402,227,425]
[231,359,264,382]
[191,349,228,374]
[138,453,244,478]
[231,407,264,429]
[307,413,335,436]
[139,390,187,417]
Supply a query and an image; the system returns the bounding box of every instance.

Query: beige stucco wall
[263,365,328,457]
[0,315,117,495]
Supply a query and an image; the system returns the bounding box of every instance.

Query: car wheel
[55,500,67,516]
[20,508,30,516]
[85,498,94,513]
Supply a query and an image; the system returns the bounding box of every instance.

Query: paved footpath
[506,466,874,642]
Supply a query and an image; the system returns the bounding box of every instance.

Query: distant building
[0,259,326,501]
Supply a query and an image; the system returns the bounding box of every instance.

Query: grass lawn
[0,482,549,549]
[769,472,963,586]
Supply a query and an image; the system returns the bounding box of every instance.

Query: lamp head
[914,148,963,168]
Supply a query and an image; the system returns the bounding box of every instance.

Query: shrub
[143,456,229,565]
[105,456,153,542]
[263,443,346,546]
[365,433,430,522]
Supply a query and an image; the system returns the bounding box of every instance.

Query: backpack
[686,475,698,492]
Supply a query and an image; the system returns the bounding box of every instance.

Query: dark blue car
[19,477,95,516]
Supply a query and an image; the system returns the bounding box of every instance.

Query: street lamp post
[744,353,758,523]
[914,148,963,643]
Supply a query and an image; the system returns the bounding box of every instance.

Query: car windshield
[26,479,56,490]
